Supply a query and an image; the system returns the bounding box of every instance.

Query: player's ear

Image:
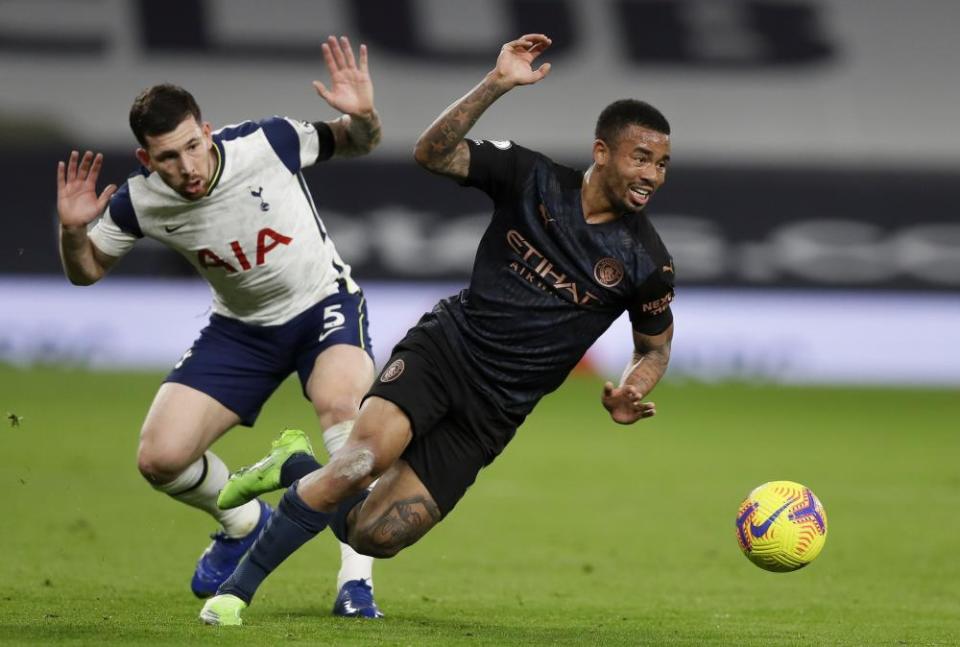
[202,121,213,140]
[135,147,152,170]
[592,139,609,167]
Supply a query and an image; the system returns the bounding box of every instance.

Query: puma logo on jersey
[538,203,556,228]
[250,186,270,212]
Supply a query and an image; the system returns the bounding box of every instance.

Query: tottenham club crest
[593,257,624,288]
[250,186,270,212]
[380,359,405,383]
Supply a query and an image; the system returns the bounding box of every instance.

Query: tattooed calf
[357,496,442,558]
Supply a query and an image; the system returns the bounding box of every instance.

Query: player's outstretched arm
[56,150,119,285]
[413,33,552,180]
[602,323,673,425]
[314,35,382,158]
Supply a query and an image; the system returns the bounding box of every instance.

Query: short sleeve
[462,139,538,203]
[87,208,138,259]
[259,116,324,173]
[627,262,676,336]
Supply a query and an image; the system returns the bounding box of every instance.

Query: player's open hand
[602,381,656,425]
[494,34,552,88]
[56,150,117,230]
[313,35,375,118]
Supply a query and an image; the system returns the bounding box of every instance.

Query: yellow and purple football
[735,481,828,572]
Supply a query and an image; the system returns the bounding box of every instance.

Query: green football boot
[217,429,314,509]
[199,593,247,626]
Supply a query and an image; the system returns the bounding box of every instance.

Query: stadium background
[1,1,959,645]
[3,0,959,383]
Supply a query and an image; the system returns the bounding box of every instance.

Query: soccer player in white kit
[55,36,384,618]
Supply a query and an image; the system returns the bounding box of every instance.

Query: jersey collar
[205,135,226,197]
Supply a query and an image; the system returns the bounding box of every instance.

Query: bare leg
[138,383,260,537]
[302,344,381,609]
[346,458,442,558]
[296,396,414,510]
[214,396,419,603]
[304,344,374,432]
[138,383,239,484]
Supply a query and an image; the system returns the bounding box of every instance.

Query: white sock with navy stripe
[154,451,261,538]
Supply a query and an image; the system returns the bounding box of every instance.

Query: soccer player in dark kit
[200,33,675,625]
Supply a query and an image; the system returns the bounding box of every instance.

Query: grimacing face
[595,124,671,214]
[135,116,215,201]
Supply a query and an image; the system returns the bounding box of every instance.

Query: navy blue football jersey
[422,139,675,416]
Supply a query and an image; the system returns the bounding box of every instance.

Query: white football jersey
[88,116,358,325]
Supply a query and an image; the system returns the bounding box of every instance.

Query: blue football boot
[191,500,272,598]
[332,579,384,618]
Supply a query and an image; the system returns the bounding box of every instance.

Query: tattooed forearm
[332,110,382,157]
[413,71,511,177]
[621,319,673,399]
[622,344,671,397]
[621,323,673,396]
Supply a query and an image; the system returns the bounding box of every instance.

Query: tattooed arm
[413,33,553,179]
[313,35,382,158]
[327,111,382,158]
[601,323,673,425]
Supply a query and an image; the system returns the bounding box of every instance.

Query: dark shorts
[365,322,523,517]
[165,284,373,426]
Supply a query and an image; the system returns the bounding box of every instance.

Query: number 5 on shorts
[318,304,345,342]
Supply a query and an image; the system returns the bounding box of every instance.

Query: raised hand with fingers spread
[313,35,374,117]
[494,33,553,88]
[412,33,554,179]
[313,35,381,157]
[56,149,120,285]
[57,150,117,230]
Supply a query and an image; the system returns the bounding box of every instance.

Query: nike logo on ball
[164,223,187,233]
[749,497,797,538]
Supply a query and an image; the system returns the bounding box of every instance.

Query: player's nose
[638,163,659,183]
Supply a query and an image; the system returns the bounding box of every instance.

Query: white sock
[154,451,261,538]
[338,542,375,591]
[322,420,355,458]
[322,420,375,589]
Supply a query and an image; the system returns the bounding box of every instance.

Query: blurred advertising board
[2,278,958,386]
[5,151,959,291]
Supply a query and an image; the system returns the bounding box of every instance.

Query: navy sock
[218,485,330,604]
[328,489,371,544]
[279,453,322,487]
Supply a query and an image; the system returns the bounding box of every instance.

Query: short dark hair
[595,99,670,148]
[129,83,201,147]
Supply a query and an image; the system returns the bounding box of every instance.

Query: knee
[314,394,362,430]
[332,446,380,484]
[300,446,379,509]
[136,434,192,485]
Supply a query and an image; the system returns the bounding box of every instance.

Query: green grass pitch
[1,364,958,645]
